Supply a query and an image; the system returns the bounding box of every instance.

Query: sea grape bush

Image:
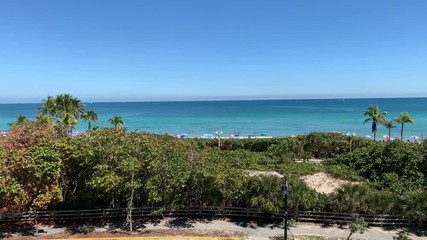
[0,122,63,211]
[0,122,426,222]
[297,132,373,159]
[330,141,425,192]
[267,138,309,163]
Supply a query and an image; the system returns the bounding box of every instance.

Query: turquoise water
[0,98,426,139]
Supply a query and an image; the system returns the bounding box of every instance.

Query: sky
[0,0,426,103]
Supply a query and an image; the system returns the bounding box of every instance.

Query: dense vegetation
[1,97,425,222]
[1,121,426,223]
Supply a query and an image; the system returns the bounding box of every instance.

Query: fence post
[34,210,39,237]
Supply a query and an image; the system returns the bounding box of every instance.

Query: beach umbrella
[383,135,390,141]
[346,132,356,137]
[410,136,419,142]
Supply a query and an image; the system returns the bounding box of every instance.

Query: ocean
[0,98,426,139]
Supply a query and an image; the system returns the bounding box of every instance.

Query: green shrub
[219,149,268,169]
[289,178,328,213]
[280,163,325,178]
[325,164,362,181]
[347,214,368,240]
[244,175,283,213]
[365,190,401,215]
[299,132,349,159]
[331,141,425,192]
[267,138,310,163]
[393,232,413,240]
[330,184,372,213]
[298,132,375,159]
[402,190,427,220]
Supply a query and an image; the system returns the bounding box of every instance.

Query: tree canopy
[38,94,85,134]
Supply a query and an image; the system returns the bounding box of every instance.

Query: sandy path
[3,218,424,240]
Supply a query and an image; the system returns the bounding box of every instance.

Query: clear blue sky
[0,0,426,103]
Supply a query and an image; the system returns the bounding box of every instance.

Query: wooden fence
[0,206,424,227]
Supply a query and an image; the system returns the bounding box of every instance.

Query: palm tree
[57,112,78,135]
[54,94,85,120]
[39,94,85,134]
[81,109,98,130]
[383,120,396,139]
[108,114,124,128]
[363,105,387,141]
[394,112,415,140]
[35,113,54,126]
[7,114,29,127]
[39,95,56,117]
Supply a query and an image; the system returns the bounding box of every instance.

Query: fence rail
[0,206,424,227]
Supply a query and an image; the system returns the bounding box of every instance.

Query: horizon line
[1,95,427,104]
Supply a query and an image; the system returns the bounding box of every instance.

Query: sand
[301,172,356,194]
[244,170,284,178]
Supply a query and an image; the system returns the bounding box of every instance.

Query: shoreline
[1,129,425,142]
